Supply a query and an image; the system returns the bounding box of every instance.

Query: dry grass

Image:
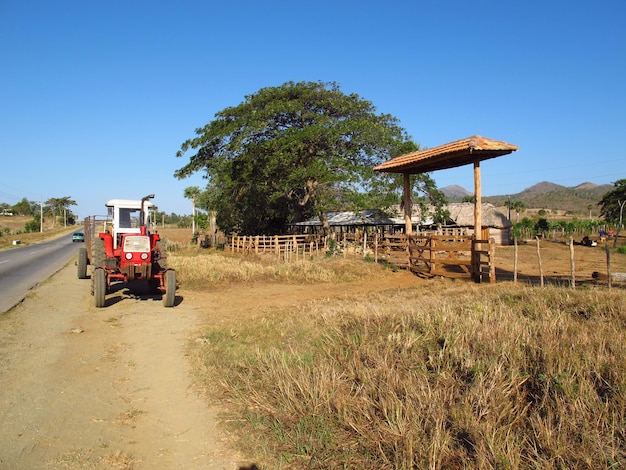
[186,253,626,469]
[169,250,386,287]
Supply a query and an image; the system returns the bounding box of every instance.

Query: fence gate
[408,235,495,283]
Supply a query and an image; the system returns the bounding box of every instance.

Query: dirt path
[0,262,241,469]
[0,258,421,469]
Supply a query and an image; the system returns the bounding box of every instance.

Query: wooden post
[536,236,544,287]
[489,238,496,284]
[606,241,612,289]
[363,231,367,259]
[374,232,378,263]
[429,237,434,275]
[569,236,575,289]
[473,158,482,281]
[513,237,518,283]
[403,172,412,235]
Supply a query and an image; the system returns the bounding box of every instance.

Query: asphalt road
[0,233,81,313]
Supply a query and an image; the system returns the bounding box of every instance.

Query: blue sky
[1,0,624,218]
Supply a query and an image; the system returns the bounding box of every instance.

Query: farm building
[291,203,512,245]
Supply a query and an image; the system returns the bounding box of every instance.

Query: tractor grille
[123,236,150,252]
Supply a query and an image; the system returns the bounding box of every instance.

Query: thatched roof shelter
[374,135,518,174]
[373,135,518,236]
[446,202,512,229]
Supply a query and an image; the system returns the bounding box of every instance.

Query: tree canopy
[175,81,441,234]
[45,196,77,227]
[599,179,626,223]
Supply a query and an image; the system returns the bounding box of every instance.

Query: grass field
[170,247,626,469]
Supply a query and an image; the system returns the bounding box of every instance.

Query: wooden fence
[230,234,325,260]
[229,232,495,282]
[377,234,495,283]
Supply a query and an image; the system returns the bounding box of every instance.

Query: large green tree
[175,81,441,235]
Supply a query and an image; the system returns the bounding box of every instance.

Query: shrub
[24,219,40,233]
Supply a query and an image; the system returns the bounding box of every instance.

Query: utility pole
[40,197,43,233]
[191,196,196,234]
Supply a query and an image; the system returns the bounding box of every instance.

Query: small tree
[184,186,201,234]
[510,200,526,223]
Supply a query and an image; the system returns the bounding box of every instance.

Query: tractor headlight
[141,253,149,260]
[125,253,133,260]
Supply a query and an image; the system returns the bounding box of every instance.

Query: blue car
[72,232,85,242]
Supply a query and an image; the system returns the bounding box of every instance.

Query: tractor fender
[99,232,115,258]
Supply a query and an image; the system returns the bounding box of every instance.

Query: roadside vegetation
[0,216,76,251]
[169,245,626,469]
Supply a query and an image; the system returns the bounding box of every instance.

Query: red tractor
[77,194,176,307]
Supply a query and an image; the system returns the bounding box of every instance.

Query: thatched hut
[443,202,512,245]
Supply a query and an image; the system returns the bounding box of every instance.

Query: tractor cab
[98,194,163,281]
[105,198,154,249]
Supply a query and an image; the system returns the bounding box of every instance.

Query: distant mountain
[519,181,565,195]
[442,182,613,216]
[441,185,472,198]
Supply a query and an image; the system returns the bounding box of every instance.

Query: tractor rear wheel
[155,240,168,270]
[163,270,176,307]
[94,268,106,308]
[91,236,106,267]
[77,247,88,279]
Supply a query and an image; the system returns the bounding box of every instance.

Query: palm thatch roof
[373,135,518,174]
[445,203,512,229]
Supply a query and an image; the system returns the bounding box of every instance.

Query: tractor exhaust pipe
[140,194,155,231]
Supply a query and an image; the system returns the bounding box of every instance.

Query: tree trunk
[319,211,330,237]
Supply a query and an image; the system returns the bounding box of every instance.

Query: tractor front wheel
[77,247,88,279]
[94,268,106,308]
[163,270,176,307]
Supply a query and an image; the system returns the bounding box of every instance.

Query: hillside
[441,181,613,216]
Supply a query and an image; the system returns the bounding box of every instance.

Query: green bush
[24,219,40,233]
